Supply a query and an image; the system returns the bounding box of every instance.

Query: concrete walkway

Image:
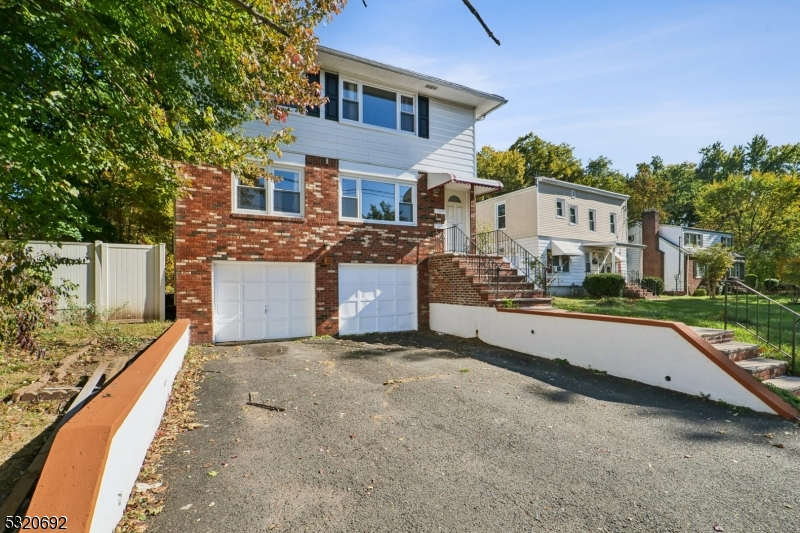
[149,332,799,532]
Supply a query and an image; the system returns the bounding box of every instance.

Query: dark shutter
[324,72,339,121]
[306,72,321,117]
[418,96,429,138]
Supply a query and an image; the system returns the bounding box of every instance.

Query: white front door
[445,192,467,252]
[213,262,314,343]
[338,264,417,335]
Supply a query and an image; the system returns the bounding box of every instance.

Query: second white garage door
[338,264,417,335]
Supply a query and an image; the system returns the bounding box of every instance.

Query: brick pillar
[641,210,663,279]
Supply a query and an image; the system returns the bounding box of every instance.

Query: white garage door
[213,262,314,343]
[338,264,417,335]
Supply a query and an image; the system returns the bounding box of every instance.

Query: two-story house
[175,46,507,344]
[475,178,643,295]
[629,210,745,295]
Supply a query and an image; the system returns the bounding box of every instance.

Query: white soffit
[427,173,503,196]
[550,240,584,256]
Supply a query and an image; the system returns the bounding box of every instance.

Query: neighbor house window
[609,212,617,234]
[722,235,733,247]
[552,255,570,273]
[693,262,706,279]
[588,209,596,232]
[340,177,415,224]
[569,205,578,225]
[234,167,303,216]
[341,79,415,133]
[496,203,506,229]
[685,233,703,246]
[556,198,565,218]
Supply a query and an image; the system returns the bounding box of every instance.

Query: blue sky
[317,0,800,175]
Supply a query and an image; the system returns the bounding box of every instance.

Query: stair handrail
[723,278,799,375]
[434,225,505,295]
[473,229,548,294]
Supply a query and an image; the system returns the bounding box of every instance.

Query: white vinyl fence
[28,241,166,321]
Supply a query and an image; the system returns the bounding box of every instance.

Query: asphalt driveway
[148,332,799,533]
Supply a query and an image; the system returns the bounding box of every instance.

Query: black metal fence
[434,225,504,294]
[473,229,548,293]
[723,279,798,375]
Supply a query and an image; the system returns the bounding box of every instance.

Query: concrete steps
[624,283,658,300]
[691,326,798,397]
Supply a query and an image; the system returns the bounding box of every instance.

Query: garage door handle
[264,305,268,314]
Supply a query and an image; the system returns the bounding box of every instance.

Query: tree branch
[225,0,290,37]
[461,0,500,45]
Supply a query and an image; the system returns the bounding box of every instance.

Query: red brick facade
[428,255,491,307]
[175,157,452,344]
[641,210,663,280]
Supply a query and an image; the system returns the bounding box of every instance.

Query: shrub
[744,274,758,289]
[693,288,707,297]
[641,276,664,295]
[583,273,626,298]
[763,278,780,292]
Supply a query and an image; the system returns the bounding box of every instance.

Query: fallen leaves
[207,470,218,477]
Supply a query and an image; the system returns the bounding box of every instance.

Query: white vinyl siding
[660,238,684,293]
[476,187,538,241]
[537,181,628,242]
[243,94,477,178]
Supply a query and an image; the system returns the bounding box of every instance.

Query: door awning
[426,173,503,197]
[550,240,584,256]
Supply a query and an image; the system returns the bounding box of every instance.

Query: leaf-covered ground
[0,321,170,504]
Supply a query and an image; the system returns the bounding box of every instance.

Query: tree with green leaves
[577,156,630,195]
[509,133,584,185]
[626,158,673,223]
[696,134,800,183]
[692,244,734,298]
[0,0,344,242]
[476,145,526,194]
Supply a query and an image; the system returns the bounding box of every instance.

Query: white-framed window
[339,176,416,225]
[722,235,733,247]
[609,212,617,234]
[588,209,596,232]
[569,205,578,225]
[496,202,506,229]
[552,255,570,273]
[556,198,565,218]
[685,232,703,246]
[693,261,706,279]
[234,167,303,217]
[340,78,415,133]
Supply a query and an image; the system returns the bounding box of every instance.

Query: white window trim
[588,209,596,232]
[339,75,417,136]
[569,204,578,226]
[556,198,565,219]
[609,212,617,234]
[495,202,507,229]
[231,166,305,217]
[339,175,417,226]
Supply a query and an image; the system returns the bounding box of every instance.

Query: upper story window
[340,177,415,225]
[588,209,596,232]
[340,79,415,133]
[234,168,303,217]
[609,212,617,234]
[496,203,506,229]
[685,232,703,247]
[556,198,565,218]
[569,205,578,225]
[721,235,734,247]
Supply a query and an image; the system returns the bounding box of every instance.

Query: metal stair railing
[723,279,799,375]
[473,229,548,294]
[434,225,505,295]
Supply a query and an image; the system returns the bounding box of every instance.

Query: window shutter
[324,72,339,121]
[418,95,429,138]
[306,72,321,117]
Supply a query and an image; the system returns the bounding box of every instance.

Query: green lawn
[552,295,800,372]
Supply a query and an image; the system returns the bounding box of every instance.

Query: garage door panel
[268,320,289,339]
[242,265,264,282]
[290,300,310,317]
[267,265,289,282]
[216,320,241,341]
[242,321,265,339]
[290,267,311,282]
[289,319,311,337]
[289,283,308,299]
[268,301,289,320]
[216,302,241,322]
[242,283,265,301]
[242,301,264,320]
[215,264,240,282]
[338,265,417,335]
[216,283,241,302]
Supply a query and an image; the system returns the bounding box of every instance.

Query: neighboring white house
[631,210,745,295]
[476,178,644,295]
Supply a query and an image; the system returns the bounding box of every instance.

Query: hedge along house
[475,178,645,296]
[175,47,507,344]
[628,210,745,295]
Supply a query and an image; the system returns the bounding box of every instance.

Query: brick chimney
[641,210,663,279]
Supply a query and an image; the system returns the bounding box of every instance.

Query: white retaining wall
[89,325,189,533]
[430,303,777,414]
